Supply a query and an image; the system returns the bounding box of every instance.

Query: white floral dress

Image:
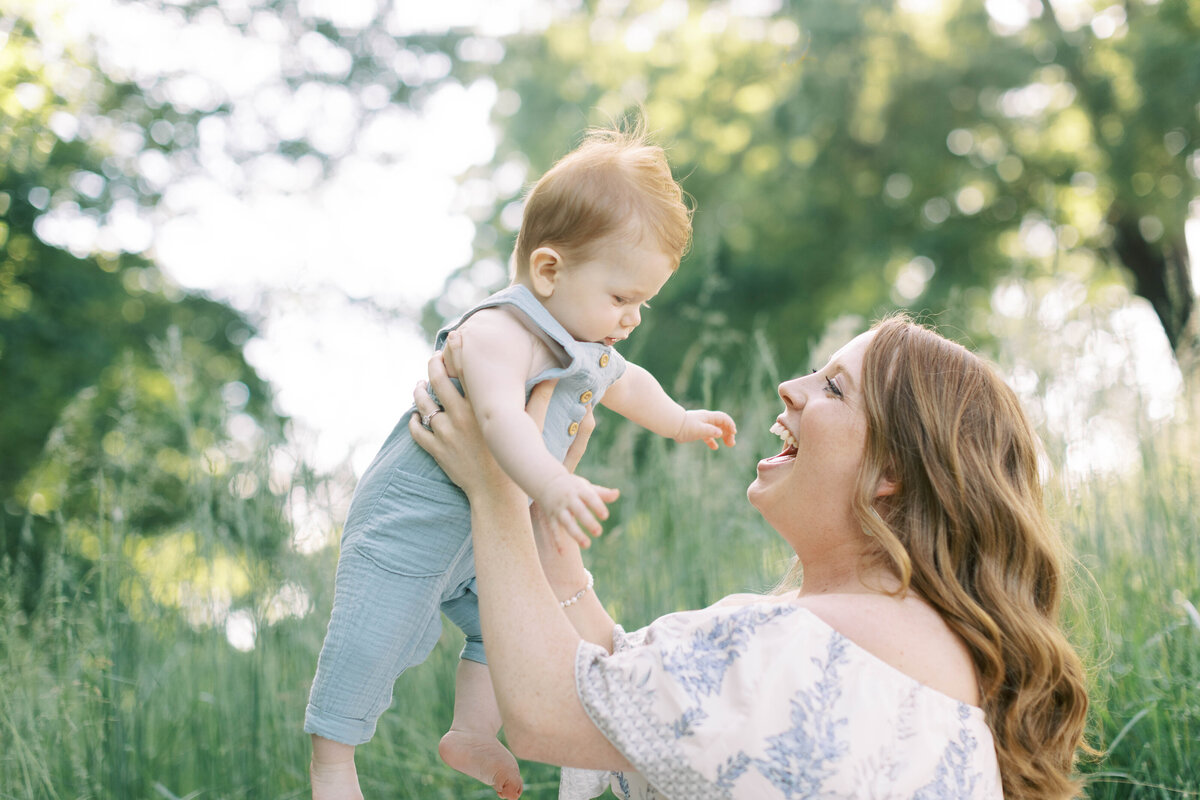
[559,601,1004,800]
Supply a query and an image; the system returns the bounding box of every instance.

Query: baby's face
[541,238,675,346]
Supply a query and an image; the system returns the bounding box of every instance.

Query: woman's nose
[778,376,807,408]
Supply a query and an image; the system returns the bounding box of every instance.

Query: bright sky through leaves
[33,0,519,473]
[24,0,1200,483]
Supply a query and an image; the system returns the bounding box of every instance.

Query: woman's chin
[746,477,767,508]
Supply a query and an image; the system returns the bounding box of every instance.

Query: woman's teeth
[770,421,798,452]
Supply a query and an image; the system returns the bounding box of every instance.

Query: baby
[306,126,736,800]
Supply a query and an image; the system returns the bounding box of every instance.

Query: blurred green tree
[5,0,1198,601]
[0,0,489,575]
[428,0,1198,396]
[0,0,485,610]
[0,12,282,606]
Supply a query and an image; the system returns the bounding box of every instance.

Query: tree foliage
[3,0,1198,599]
[0,10,282,603]
[0,0,476,596]
[430,0,1199,394]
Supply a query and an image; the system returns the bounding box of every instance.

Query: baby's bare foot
[438,729,523,800]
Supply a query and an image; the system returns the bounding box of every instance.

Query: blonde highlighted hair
[854,314,1089,799]
[512,122,692,277]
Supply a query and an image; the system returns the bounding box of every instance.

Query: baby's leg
[311,735,362,800]
[306,549,447,799]
[438,659,523,800]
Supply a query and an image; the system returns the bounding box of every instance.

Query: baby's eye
[641,301,652,310]
[613,295,628,305]
[824,376,844,399]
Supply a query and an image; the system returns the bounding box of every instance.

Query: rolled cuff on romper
[303,702,380,746]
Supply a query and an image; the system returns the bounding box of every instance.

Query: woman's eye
[825,376,843,398]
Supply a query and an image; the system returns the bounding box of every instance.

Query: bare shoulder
[795,592,981,707]
[711,593,769,609]
[457,305,536,344]
[454,306,541,372]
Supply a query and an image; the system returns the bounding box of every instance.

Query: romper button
[579,390,593,404]
[599,353,610,368]
[568,422,580,436]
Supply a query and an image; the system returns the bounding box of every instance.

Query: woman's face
[747,330,877,550]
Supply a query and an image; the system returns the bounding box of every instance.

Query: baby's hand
[674,409,737,450]
[536,472,618,551]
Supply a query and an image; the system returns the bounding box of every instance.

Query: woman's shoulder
[791,591,982,708]
[673,591,980,707]
[708,592,769,609]
[644,592,979,709]
[586,595,1001,800]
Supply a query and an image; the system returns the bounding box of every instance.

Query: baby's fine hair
[512,123,692,277]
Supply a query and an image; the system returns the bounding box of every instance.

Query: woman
[407,315,1089,799]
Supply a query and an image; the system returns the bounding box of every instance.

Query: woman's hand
[561,402,595,475]
[411,330,566,500]
[409,336,517,497]
[415,328,615,563]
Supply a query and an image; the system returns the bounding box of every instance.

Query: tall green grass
[1064,424,1200,798]
[2,345,1198,798]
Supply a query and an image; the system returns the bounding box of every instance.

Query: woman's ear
[528,247,563,297]
[874,465,898,499]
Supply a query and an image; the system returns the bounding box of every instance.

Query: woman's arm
[528,472,614,652]
[410,341,631,770]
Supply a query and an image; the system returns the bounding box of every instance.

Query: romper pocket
[351,469,471,578]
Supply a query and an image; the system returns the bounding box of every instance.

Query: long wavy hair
[855,315,1089,799]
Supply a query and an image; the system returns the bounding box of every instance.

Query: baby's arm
[601,363,736,449]
[453,316,613,547]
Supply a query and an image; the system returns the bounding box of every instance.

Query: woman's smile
[748,331,876,533]
[759,421,799,466]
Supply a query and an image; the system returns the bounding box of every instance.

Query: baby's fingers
[579,485,617,523]
[556,510,592,549]
[699,423,724,449]
[569,498,604,537]
[719,416,738,447]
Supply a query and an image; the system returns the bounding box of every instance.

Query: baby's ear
[528,247,563,297]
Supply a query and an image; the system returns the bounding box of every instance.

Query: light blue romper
[305,285,628,745]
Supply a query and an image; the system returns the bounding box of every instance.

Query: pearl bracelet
[559,569,594,608]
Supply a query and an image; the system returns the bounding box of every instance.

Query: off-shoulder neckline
[694,595,986,716]
[780,603,988,716]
